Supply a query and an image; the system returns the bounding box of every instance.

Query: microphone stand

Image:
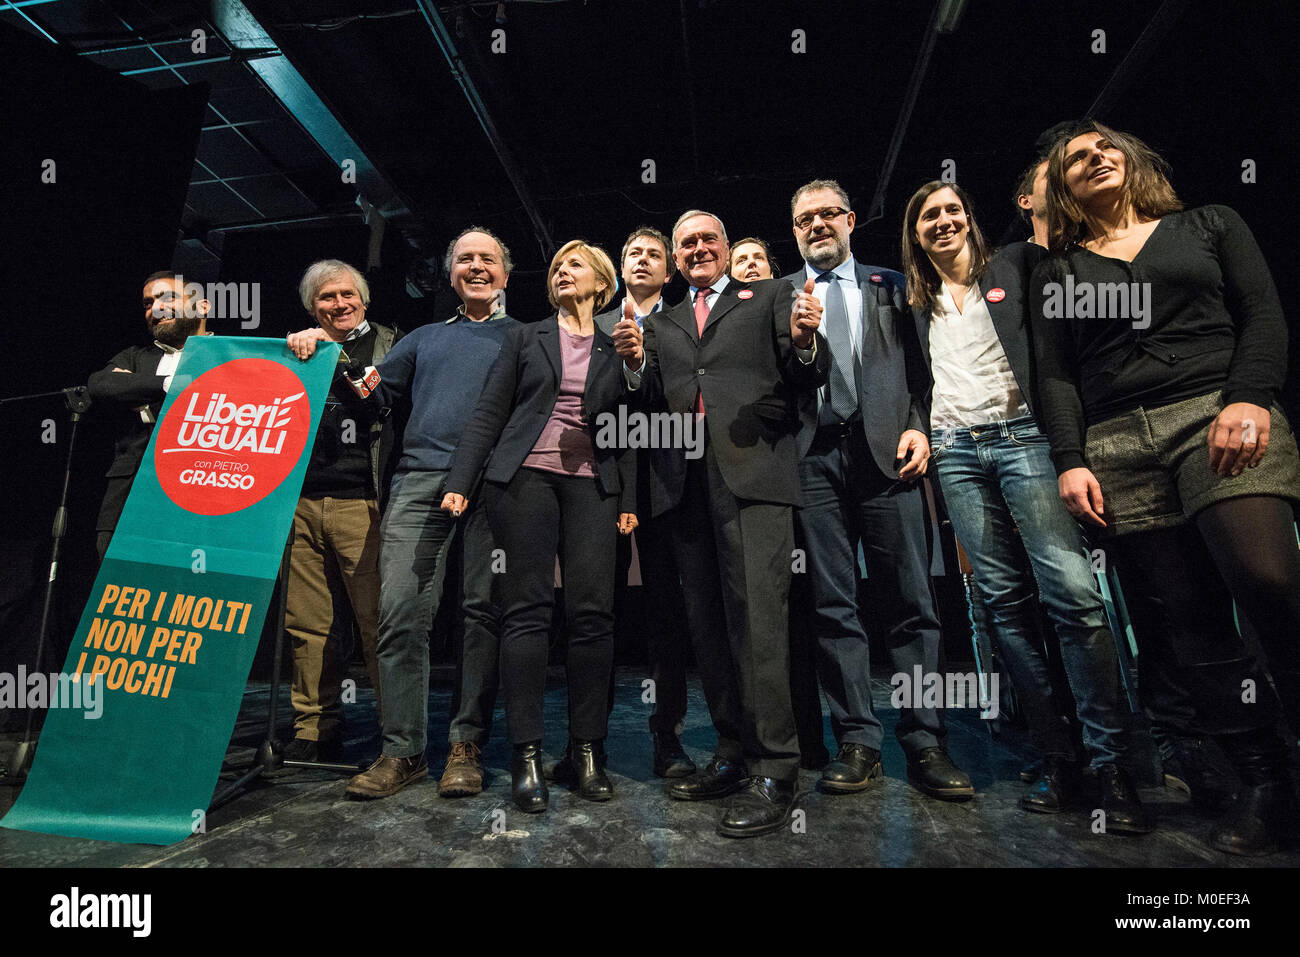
[0,386,93,784]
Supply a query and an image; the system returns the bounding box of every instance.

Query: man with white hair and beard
[782,179,973,802]
[88,271,211,558]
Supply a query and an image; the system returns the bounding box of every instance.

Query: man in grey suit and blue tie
[784,179,973,800]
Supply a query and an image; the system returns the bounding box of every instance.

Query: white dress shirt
[927,285,1029,430]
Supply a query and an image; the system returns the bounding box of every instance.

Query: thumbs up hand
[612,297,644,365]
[791,276,822,348]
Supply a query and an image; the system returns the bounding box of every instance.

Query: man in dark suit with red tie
[612,209,829,837]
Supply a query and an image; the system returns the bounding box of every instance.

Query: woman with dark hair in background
[729,236,778,282]
[441,240,637,813]
[1032,121,1300,855]
[902,181,1142,831]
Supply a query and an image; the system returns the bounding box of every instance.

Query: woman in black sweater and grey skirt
[1030,121,1300,856]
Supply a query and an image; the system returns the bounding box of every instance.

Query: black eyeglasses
[793,206,849,231]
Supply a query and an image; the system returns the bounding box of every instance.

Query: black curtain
[0,25,208,709]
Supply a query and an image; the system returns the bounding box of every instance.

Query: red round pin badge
[986,287,1006,303]
[869,274,883,284]
[737,289,754,299]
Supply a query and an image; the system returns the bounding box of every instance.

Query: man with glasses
[783,180,973,801]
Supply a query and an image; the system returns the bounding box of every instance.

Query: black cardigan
[1029,205,1288,474]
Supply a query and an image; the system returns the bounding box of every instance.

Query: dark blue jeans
[931,417,1127,767]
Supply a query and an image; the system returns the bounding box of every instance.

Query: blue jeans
[931,417,1127,767]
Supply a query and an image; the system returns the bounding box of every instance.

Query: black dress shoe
[906,747,974,801]
[717,777,797,838]
[666,755,747,801]
[652,732,697,778]
[819,743,882,793]
[1096,764,1153,834]
[571,739,613,801]
[510,741,549,813]
[282,735,344,763]
[1020,755,1083,814]
[1209,782,1298,856]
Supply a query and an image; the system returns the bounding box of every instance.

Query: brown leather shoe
[346,754,428,799]
[438,741,484,798]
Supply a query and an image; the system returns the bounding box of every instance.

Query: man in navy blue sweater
[288,227,519,799]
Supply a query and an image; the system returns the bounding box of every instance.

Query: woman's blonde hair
[547,240,618,311]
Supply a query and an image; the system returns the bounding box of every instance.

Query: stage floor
[1,669,1294,867]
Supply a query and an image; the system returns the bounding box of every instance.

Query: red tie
[693,287,712,415]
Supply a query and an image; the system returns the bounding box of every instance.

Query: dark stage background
[1,0,1297,714]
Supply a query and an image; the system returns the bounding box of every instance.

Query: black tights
[1107,496,1300,770]
[1195,496,1300,684]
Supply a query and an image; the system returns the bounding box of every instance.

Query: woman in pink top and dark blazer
[443,240,637,813]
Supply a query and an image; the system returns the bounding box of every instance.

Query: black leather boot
[1096,764,1153,834]
[1211,730,1297,856]
[571,738,614,801]
[1166,736,1238,813]
[510,740,549,813]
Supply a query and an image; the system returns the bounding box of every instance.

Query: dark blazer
[596,300,675,518]
[636,277,829,514]
[911,240,1045,428]
[446,315,635,513]
[87,344,169,532]
[783,262,930,476]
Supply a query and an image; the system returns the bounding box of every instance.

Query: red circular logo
[986,287,1006,303]
[737,289,754,300]
[153,358,313,515]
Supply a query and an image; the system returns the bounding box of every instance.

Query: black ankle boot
[571,738,613,801]
[1166,736,1238,813]
[1097,764,1153,834]
[510,741,549,813]
[1212,730,1297,856]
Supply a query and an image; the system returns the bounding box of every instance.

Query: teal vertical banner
[1,336,339,845]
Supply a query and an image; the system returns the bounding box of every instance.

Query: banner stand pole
[210,534,361,812]
[1,386,93,787]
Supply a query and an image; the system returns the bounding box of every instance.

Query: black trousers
[446,503,502,746]
[610,513,690,734]
[1108,522,1283,739]
[668,436,800,781]
[484,467,618,745]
